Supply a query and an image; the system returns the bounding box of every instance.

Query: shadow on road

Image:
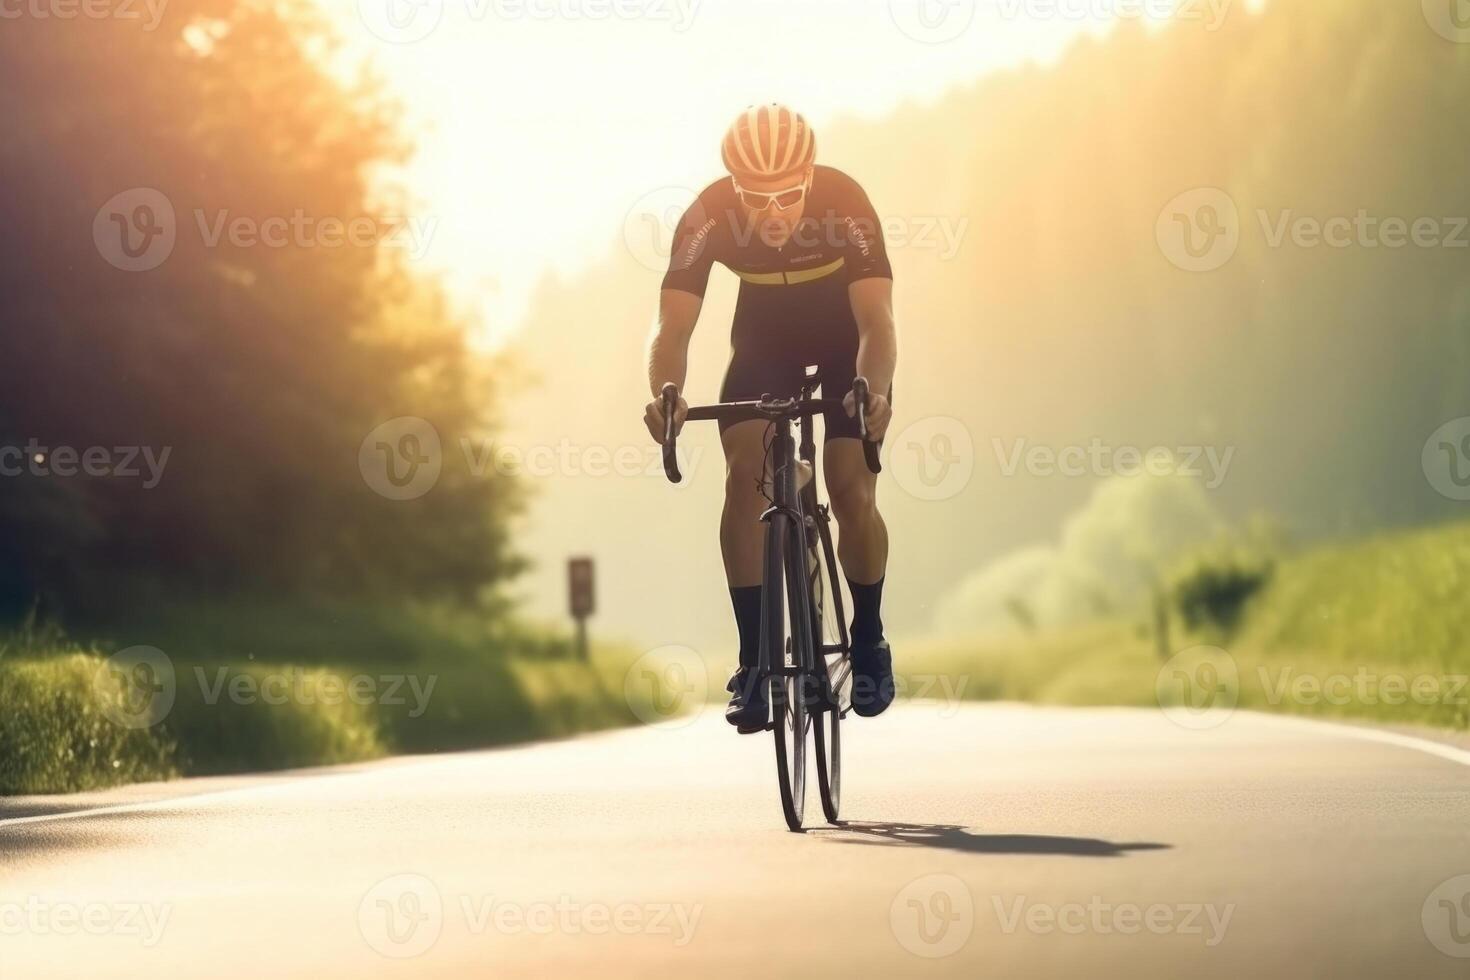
[812,821,1171,857]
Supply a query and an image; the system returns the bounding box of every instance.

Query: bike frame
[659,369,878,829]
[661,367,874,699]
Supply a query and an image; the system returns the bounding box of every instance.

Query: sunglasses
[733,177,809,212]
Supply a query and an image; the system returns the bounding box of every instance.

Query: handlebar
[660,382,682,484]
[852,377,883,475]
[659,378,882,483]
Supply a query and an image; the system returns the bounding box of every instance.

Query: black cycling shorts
[718,334,891,444]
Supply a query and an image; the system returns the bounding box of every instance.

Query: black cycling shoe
[850,639,895,717]
[725,667,770,734]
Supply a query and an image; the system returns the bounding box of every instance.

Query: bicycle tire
[765,510,807,832]
[809,507,849,823]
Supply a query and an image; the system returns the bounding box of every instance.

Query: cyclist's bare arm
[644,288,700,442]
[846,277,897,439]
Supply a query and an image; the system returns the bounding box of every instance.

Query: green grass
[0,653,179,794]
[903,519,1470,731]
[0,603,648,795]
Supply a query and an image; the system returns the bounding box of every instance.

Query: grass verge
[0,605,649,795]
[903,519,1470,732]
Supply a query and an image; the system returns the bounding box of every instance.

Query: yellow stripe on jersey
[732,256,845,286]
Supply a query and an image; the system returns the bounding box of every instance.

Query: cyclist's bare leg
[720,419,771,587]
[823,437,887,584]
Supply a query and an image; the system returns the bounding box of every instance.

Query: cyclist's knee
[828,478,877,527]
[721,422,768,508]
[724,465,766,509]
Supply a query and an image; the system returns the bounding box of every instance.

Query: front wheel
[808,507,849,824]
[765,511,807,832]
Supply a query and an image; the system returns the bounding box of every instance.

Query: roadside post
[568,557,595,661]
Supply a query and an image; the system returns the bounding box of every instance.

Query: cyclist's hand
[844,389,892,442]
[644,390,688,445]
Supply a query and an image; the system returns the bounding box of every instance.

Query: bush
[0,654,178,795]
[1170,555,1273,634]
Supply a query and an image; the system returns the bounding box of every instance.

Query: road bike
[660,368,881,831]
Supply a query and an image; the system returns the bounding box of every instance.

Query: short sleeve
[660,197,720,297]
[834,176,893,284]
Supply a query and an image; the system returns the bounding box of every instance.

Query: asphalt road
[3,703,1469,978]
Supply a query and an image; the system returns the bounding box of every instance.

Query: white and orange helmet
[721,104,816,183]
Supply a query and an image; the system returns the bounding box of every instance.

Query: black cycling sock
[848,576,886,645]
[730,586,764,670]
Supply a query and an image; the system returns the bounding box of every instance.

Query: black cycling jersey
[662,165,893,440]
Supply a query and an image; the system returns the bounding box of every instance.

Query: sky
[314,0,1236,345]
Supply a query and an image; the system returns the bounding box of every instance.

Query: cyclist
[642,103,897,732]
